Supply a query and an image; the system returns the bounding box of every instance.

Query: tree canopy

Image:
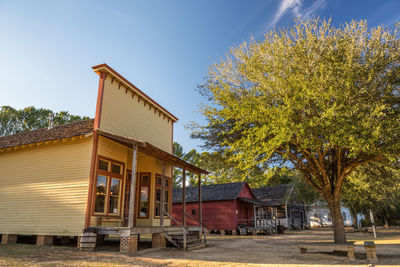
[342,162,400,226]
[172,142,320,205]
[0,105,89,136]
[192,19,400,243]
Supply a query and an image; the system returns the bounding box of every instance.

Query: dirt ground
[0,228,399,266]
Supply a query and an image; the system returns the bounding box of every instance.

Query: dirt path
[0,228,399,266]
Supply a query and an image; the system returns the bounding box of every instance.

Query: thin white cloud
[269,0,326,28]
[303,0,327,19]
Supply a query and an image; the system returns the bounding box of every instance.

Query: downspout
[285,185,294,228]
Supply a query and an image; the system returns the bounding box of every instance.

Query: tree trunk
[351,210,358,229]
[327,199,347,244]
[383,211,389,228]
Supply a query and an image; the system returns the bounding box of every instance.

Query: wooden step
[172,235,198,241]
[187,243,207,251]
[175,239,202,245]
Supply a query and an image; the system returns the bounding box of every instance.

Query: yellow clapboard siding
[0,138,93,236]
[100,76,173,153]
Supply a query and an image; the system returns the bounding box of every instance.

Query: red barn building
[172,182,268,234]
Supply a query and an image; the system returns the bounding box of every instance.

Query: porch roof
[98,130,209,175]
[238,197,270,207]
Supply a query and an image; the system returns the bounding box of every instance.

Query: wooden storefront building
[0,64,208,251]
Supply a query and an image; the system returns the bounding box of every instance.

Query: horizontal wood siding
[100,76,173,153]
[0,137,92,236]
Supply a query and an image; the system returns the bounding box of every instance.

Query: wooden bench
[298,242,355,260]
[364,241,378,262]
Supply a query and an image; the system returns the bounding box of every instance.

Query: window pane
[95,175,108,213]
[140,186,149,201]
[164,190,169,202]
[165,180,169,186]
[111,163,121,174]
[164,203,168,213]
[96,176,107,194]
[95,195,105,213]
[156,189,161,201]
[110,178,120,196]
[156,177,161,185]
[155,203,160,217]
[99,160,109,171]
[141,175,149,184]
[140,186,149,217]
[109,196,119,214]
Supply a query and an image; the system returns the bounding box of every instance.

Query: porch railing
[235,217,279,233]
[184,211,207,245]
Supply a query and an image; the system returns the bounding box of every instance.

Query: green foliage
[173,141,319,205]
[342,162,400,223]
[0,105,90,136]
[194,18,400,194]
[192,19,400,243]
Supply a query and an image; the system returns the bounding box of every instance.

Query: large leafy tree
[193,19,400,243]
[0,105,89,136]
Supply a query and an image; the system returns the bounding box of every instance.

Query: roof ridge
[181,181,245,189]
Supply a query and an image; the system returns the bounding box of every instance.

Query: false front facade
[0,64,207,251]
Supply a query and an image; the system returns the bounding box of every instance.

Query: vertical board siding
[172,200,237,230]
[0,138,92,236]
[100,77,173,153]
[238,184,255,199]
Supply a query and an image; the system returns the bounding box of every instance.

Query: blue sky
[1,0,399,152]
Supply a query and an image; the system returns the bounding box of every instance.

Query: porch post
[198,173,202,226]
[182,169,186,250]
[182,169,186,227]
[160,161,166,227]
[253,205,257,228]
[128,144,138,228]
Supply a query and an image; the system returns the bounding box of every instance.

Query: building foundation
[1,234,17,244]
[152,233,166,248]
[36,235,53,246]
[120,230,138,253]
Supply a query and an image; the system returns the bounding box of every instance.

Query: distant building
[172,182,272,234]
[306,201,365,228]
[253,184,306,228]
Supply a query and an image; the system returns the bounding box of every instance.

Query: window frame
[93,156,125,217]
[154,173,171,219]
[137,172,151,219]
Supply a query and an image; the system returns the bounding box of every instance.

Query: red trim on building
[85,130,99,228]
[94,72,107,129]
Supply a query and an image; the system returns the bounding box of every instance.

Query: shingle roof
[238,197,270,207]
[173,182,246,203]
[0,119,94,149]
[253,184,293,206]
